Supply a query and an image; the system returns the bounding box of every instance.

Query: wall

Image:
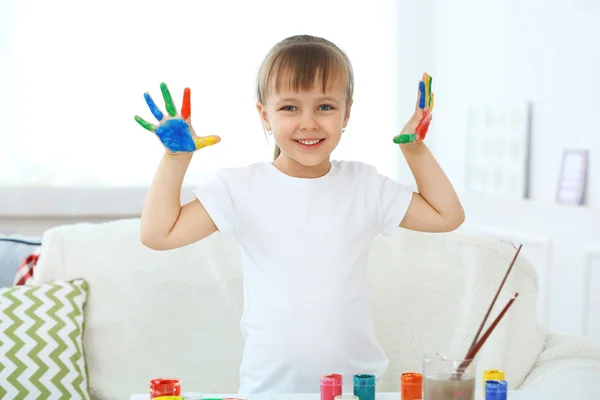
[0,0,15,177]
[0,0,421,186]
[426,0,600,206]
[421,0,600,343]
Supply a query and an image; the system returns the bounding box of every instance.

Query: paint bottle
[149,378,181,399]
[321,374,343,400]
[353,374,375,400]
[482,369,505,396]
[400,372,422,400]
[485,380,507,400]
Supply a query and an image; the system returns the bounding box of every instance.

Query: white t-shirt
[192,160,413,394]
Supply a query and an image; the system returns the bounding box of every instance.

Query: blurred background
[1,1,599,343]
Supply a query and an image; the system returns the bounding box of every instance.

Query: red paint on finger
[181,88,191,120]
[415,110,432,141]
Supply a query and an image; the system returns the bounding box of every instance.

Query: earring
[267,130,273,135]
[342,128,346,133]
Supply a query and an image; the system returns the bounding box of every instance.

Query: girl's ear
[343,99,353,128]
[256,101,271,131]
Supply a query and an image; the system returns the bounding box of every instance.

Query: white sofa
[31,218,600,399]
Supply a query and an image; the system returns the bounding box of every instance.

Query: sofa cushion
[0,236,41,287]
[31,218,546,399]
[0,279,90,399]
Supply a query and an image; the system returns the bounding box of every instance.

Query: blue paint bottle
[485,380,507,400]
[353,374,375,400]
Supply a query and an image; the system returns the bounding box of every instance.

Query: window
[0,0,425,188]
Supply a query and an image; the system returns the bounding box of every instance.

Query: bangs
[259,43,351,101]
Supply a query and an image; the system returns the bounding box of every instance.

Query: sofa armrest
[519,333,600,396]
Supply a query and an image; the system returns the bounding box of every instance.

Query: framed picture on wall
[556,149,589,205]
[464,101,533,199]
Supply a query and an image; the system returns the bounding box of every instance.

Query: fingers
[393,133,416,144]
[416,73,434,111]
[415,110,432,140]
[418,81,426,109]
[398,74,433,144]
[134,115,156,132]
[181,88,191,121]
[160,82,177,117]
[194,135,221,150]
[424,73,433,109]
[144,93,164,121]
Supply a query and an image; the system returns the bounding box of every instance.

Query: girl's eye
[281,105,296,111]
[319,104,334,111]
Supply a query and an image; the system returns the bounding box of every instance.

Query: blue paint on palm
[155,119,195,152]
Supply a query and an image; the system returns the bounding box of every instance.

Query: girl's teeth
[298,139,321,145]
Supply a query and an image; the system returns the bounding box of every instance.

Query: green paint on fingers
[135,115,155,131]
[160,82,177,117]
[393,133,416,144]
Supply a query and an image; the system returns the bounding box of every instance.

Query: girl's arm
[398,143,465,232]
[136,83,220,250]
[140,152,218,250]
[394,73,464,233]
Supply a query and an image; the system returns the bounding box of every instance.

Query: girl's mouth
[294,138,325,149]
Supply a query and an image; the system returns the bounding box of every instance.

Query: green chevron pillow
[0,279,90,399]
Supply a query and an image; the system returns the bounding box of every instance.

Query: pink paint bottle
[321,374,343,400]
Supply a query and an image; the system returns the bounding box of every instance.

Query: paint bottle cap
[321,373,343,386]
[149,378,181,398]
[483,369,505,381]
[335,396,358,400]
[401,372,422,384]
[401,372,422,400]
[353,374,375,387]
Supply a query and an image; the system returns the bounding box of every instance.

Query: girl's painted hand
[134,83,220,153]
[393,73,434,145]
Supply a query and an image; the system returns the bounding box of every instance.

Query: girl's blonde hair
[256,35,354,160]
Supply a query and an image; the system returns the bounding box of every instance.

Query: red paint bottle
[149,378,181,399]
[321,374,343,400]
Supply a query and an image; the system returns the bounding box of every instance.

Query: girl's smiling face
[257,77,352,178]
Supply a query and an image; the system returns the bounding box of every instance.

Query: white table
[129,391,573,400]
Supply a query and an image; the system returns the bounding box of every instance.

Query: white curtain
[0,0,426,187]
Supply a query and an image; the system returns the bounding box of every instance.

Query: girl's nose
[299,113,318,131]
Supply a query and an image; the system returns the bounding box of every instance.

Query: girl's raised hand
[393,73,434,145]
[134,83,220,153]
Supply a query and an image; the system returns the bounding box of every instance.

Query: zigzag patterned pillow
[0,279,90,399]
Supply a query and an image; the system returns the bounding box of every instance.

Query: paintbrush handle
[466,245,522,355]
[454,293,519,379]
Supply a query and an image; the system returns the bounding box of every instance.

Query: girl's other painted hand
[393,73,434,147]
[134,83,220,153]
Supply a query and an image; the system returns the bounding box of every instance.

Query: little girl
[136,34,464,394]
